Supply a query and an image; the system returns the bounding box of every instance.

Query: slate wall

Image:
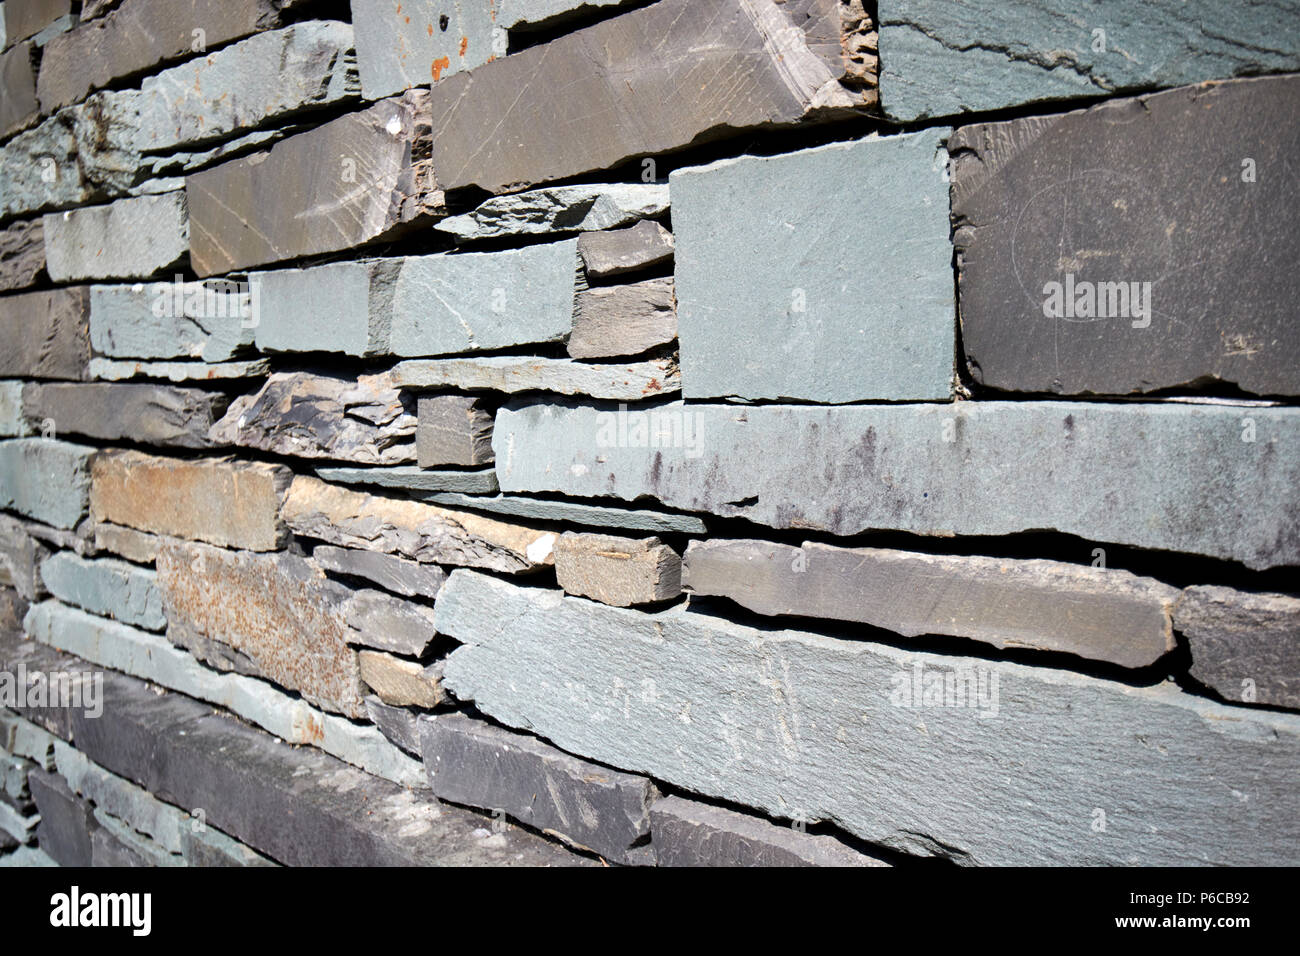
[0,0,1297,867]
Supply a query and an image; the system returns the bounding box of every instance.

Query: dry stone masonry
[0,0,1296,869]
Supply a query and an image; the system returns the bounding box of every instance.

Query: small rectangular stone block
[0,287,89,380]
[39,551,164,631]
[555,532,681,607]
[651,795,887,867]
[90,450,290,551]
[28,767,94,866]
[0,40,39,140]
[0,513,51,600]
[427,0,873,193]
[493,401,1300,570]
[359,651,444,709]
[436,569,1300,865]
[953,76,1300,397]
[376,356,679,401]
[878,0,1300,121]
[364,696,425,758]
[578,220,674,280]
[43,190,188,281]
[424,493,708,535]
[36,0,308,112]
[343,588,438,657]
[89,280,254,363]
[315,465,498,495]
[22,381,225,449]
[436,184,669,243]
[88,357,269,382]
[351,0,494,99]
[312,544,447,600]
[569,277,676,359]
[186,90,441,276]
[0,218,46,293]
[1175,586,1300,710]
[93,523,163,564]
[684,539,1180,669]
[672,130,954,402]
[0,438,93,529]
[421,712,659,864]
[0,382,28,437]
[417,394,494,468]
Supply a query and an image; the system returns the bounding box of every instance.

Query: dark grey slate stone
[311,544,448,600]
[314,465,499,495]
[28,768,95,866]
[22,382,226,449]
[364,695,427,757]
[343,588,438,657]
[578,220,674,280]
[0,218,45,293]
[1175,586,1300,710]
[416,394,494,468]
[569,278,676,360]
[0,287,89,381]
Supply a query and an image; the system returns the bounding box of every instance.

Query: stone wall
[1,0,1297,867]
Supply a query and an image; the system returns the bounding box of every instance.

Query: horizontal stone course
[89,281,254,362]
[435,185,669,243]
[42,189,188,281]
[375,356,679,401]
[39,551,164,631]
[315,465,498,495]
[22,381,226,449]
[0,438,94,529]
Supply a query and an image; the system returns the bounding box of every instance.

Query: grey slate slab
[39,552,164,631]
[311,544,448,600]
[422,493,707,535]
[672,130,953,402]
[952,75,1300,398]
[28,767,95,866]
[0,287,89,381]
[343,588,439,657]
[0,217,45,292]
[0,40,39,140]
[350,0,495,100]
[417,394,494,468]
[436,184,669,242]
[43,190,189,281]
[578,220,674,280]
[569,277,676,359]
[89,281,254,362]
[435,569,1300,866]
[314,465,499,495]
[22,382,225,449]
[377,356,679,401]
[0,438,93,529]
[493,400,1300,569]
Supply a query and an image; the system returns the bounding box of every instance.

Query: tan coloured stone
[358,651,444,709]
[554,532,681,607]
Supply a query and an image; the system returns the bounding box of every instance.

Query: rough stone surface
[578,220,674,280]
[315,465,498,495]
[4,0,70,45]
[155,541,366,718]
[684,540,1180,669]
[427,0,874,193]
[437,185,669,242]
[39,551,164,631]
[436,569,1300,866]
[351,0,496,100]
[1175,586,1300,710]
[651,795,886,867]
[89,279,255,362]
[343,588,438,656]
[187,90,442,275]
[0,438,93,529]
[364,696,426,757]
[210,372,416,465]
[417,394,494,467]
[0,382,28,437]
[43,190,188,281]
[36,0,310,112]
[90,450,290,551]
[359,651,444,708]
[494,400,1300,569]
[24,601,422,786]
[0,513,52,600]
[131,21,359,154]
[672,130,953,402]
[93,523,162,564]
[0,40,39,140]
[376,356,679,401]
[0,218,45,292]
[312,544,448,600]
[424,492,707,534]
[251,239,580,357]
[569,277,676,359]
[89,357,269,382]
[878,0,1300,122]
[555,532,681,607]
[421,712,659,864]
[22,381,225,449]
[282,475,556,573]
[0,586,28,632]
[28,767,94,865]
[953,76,1300,398]
[0,633,586,865]
[0,287,89,381]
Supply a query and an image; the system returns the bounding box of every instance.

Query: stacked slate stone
[0,0,1297,867]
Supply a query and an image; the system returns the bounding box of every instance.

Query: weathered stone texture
[569,278,676,359]
[684,540,1180,669]
[351,0,496,100]
[187,90,442,276]
[651,795,887,867]
[0,287,89,381]
[156,541,365,717]
[359,651,444,709]
[436,569,1300,866]
[417,394,494,468]
[90,451,290,551]
[0,438,93,529]
[376,356,679,401]
[424,493,707,535]
[89,281,254,362]
[578,220,674,280]
[427,0,876,193]
[555,532,681,607]
[878,0,1300,121]
[43,190,188,281]
[210,372,416,465]
[312,544,448,600]
[436,185,669,242]
[364,696,426,757]
[494,400,1300,570]
[4,0,71,45]
[421,712,660,864]
[0,218,45,292]
[1175,586,1300,710]
[0,40,39,140]
[39,551,164,630]
[93,523,162,564]
[0,513,52,600]
[953,76,1300,398]
[28,766,95,865]
[0,382,28,437]
[89,357,269,382]
[282,475,556,573]
[343,588,438,657]
[22,382,225,449]
[315,465,498,495]
[672,130,953,402]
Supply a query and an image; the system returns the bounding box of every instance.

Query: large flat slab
[493,400,1300,569]
[374,356,679,401]
[351,0,494,99]
[672,130,953,402]
[22,381,225,449]
[952,76,1300,398]
[422,493,707,535]
[435,569,1300,866]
